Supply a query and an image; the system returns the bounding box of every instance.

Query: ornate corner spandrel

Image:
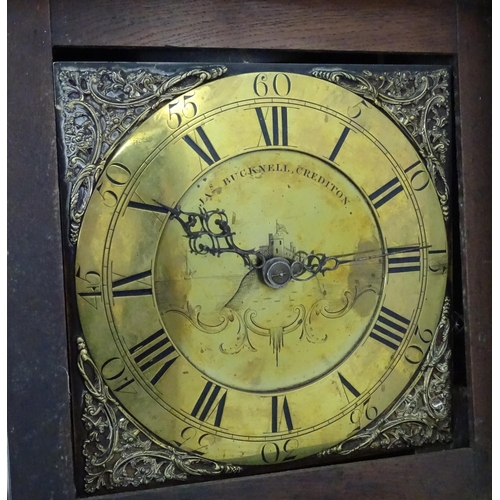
[320,297,451,457]
[77,337,241,493]
[311,68,451,221]
[55,65,227,244]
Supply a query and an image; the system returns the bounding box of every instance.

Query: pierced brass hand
[290,245,429,282]
[139,201,266,269]
[157,202,428,288]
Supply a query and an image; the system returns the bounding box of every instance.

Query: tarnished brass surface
[320,296,451,456]
[77,337,241,492]
[56,66,227,244]
[74,71,448,466]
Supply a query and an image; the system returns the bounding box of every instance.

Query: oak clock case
[55,64,452,493]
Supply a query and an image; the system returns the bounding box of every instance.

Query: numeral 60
[253,73,292,97]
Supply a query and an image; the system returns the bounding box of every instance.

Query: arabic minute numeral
[173,426,216,456]
[347,99,370,119]
[261,439,299,464]
[76,266,101,307]
[101,356,136,393]
[350,399,379,431]
[167,92,198,129]
[95,162,131,208]
[401,325,431,365]
[429,249,447,273]
[253,73,292,97]
[404,160,431,191]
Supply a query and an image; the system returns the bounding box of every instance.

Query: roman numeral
[255,106,288,146]
[114,378,135,392]
[191,381,227,427]
[368,176,404,209]
[271,396,293,433]
[338,372,360,401]
[388,246,421,274]
[182,126,221,166]
[369,306,411,350]
[328,126,351,163]
[129,328,179,385]
[111,269,152,297]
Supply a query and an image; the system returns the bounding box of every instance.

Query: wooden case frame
[8,1,491,498]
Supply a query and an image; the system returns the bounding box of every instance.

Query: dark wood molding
[456,1,492,498]
[50,0,456,53]
[7,0,491,498]
[90,449,476,500]
[7,0,75,499]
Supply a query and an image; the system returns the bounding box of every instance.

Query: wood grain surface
[456,1,492,498]
[7,0,75,498]
[89,449,476,500]
[50,0,456,53]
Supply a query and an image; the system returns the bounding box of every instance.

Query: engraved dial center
[153,149,384,393]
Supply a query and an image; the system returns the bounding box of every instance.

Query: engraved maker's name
[222,164,349,205]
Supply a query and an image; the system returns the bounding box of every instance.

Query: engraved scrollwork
[164,284,376,366]
[56,66,227,244]
[300,286,377,344]
[77,337,241,492]
[165,301,234,334]
[320,297,451,456]
[311,68,451,220]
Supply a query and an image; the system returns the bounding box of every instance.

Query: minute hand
[335,244,431,266]
[292,245,430,281]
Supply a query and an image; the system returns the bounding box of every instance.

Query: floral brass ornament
[56,66,227,244]
[55,65,453,490]
[320,297,451,456]
[311,68,451,220]
[77,337,241,492]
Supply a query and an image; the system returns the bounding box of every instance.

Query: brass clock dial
[75,71,448,465]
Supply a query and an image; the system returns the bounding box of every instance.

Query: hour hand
[150,202,265,269]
